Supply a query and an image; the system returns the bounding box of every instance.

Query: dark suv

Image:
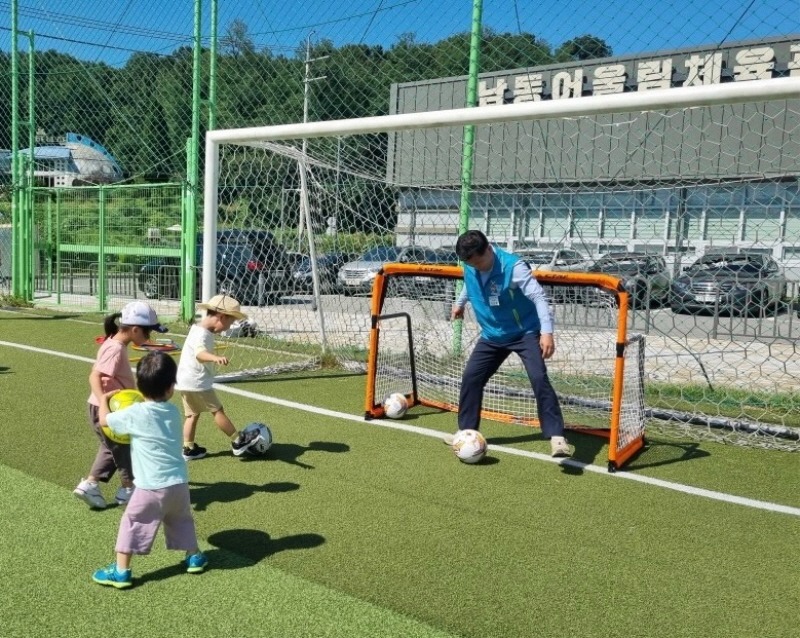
[586,252,671,308]
[670,251,786,316]
[138,230,294,305]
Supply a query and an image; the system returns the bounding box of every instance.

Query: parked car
[138,229,294,305]
[585,252,671,308]
[517,248,588,273]
[670,251,786,316]
[337,245,444,294]
[395,249,460,299]
[291,252,357,293]
[517,248,589,302]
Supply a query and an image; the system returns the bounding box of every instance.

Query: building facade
[387,36,800,273]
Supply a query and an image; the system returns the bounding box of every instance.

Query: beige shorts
[181,389,223,417]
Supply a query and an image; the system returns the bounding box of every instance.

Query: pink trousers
[115,483,198,555]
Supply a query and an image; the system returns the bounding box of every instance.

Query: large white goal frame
[202,76,800,456]
[203,77,800,300]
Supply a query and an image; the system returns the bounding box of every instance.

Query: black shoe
[182,444,207,461]
[231,429,259,457]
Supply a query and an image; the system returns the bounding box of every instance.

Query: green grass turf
[0,464,454,638]
[1,309,799,637]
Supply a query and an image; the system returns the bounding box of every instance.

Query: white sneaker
[73,479,106,509]
[550,436,572,458]
[115,486,135,506]
[442,433,455,446]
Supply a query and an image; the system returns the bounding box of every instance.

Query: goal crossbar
[207,77,800,145]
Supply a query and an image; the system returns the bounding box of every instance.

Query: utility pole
[298,32,327,248]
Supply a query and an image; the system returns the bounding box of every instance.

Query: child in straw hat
[176,295,259,460]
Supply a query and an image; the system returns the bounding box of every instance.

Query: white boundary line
[2,338,799,518]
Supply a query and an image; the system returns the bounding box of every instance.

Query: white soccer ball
[241,422,273,457]
[383,392,409,419]
[452,429,487,464]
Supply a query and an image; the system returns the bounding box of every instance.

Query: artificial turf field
[1,309,798,638]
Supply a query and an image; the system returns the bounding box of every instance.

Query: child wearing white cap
[176,294,259,460]
[74,301,168,510]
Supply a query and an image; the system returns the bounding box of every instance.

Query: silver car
[337,245,443,294]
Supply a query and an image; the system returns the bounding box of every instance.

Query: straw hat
[197,294,248,320]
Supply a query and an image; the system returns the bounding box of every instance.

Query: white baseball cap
[120,301,168,333]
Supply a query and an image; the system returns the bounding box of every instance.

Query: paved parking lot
[32,282,800,395]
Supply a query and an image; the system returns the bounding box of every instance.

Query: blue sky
[0,0,796,66]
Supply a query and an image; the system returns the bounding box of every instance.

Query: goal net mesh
[208,80,800,452]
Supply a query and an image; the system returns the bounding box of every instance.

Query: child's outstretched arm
[195,350,229,366]
[97,390,118,427]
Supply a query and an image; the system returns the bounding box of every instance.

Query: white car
[517,248,588,274]
[517,248,589,302]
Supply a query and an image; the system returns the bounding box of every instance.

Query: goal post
[364,264,646,471]
[201,75,800,453]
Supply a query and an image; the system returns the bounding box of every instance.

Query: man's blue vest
[463,247,541,343]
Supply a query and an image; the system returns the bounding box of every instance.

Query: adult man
[448,230,571,457]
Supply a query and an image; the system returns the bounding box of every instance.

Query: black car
[291,252,357,293]
[586,252,671,308]
[670,251,786,316]
[138,229,294,306]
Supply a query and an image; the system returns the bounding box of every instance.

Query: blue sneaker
[92,562,132,589]
[185,552,208,574]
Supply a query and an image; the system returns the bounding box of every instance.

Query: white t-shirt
[176,324,216,391]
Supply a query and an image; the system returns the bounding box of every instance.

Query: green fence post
[453,0,483,356]
[55,190,61,304]
[98,186,106,311]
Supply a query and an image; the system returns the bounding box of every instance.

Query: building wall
[388,36,800,273]
[389,36,800,186]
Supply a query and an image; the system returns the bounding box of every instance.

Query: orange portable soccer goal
[364,263,646,471]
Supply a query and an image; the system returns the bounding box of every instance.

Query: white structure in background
[13,131,123,187]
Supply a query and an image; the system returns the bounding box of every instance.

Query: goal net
[204,77,800,453]
[363,264,646,470]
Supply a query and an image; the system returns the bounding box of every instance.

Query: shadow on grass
[228,371,365,385]
[486,430,607,475]
[206,528,326,566]
[189,480,300,512]
[241,440,350,470]
[135,529,326,584]
[624,439,710,470]
[0,366,11,374]
[0,311,83,320]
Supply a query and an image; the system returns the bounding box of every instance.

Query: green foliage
[0,293,33,307]
[0,30,612,183]
[555,34,613,61]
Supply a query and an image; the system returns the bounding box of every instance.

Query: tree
[555,35,612,62]
[221,19,256,58]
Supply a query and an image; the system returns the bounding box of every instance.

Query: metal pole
[10,0,20,297]
[458,0,483,237]
[208,0,218,130]
[454,0,483,355]
[25,30,35,299]
[299,33,313,247]
[298,32,329,350]
[182,0,202,320]
[98,185,107,311]
[299,32,328,249]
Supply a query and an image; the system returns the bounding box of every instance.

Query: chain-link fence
[1,1,798,449]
